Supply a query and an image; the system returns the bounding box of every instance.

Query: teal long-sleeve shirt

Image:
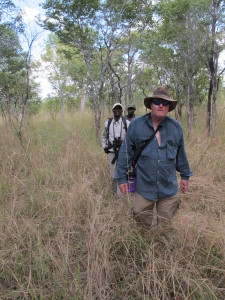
[116,113,193,201]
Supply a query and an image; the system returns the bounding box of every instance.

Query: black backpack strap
[131,126,160,168]
[106,117,113,141]
[107,117,127,138]
[122,117,127,132]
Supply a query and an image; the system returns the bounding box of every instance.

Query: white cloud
[34,61,55,99]
[23,6,39,23]
[37,77,55,99]
[219,50,225,65]
[219,50,225,86]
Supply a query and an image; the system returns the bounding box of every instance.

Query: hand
[119,183,128,196]
[104,147,109,154]
[180,179,188,194]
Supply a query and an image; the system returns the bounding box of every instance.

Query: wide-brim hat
[144,86,178,112]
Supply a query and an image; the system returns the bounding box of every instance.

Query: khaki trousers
[107,153,123,197]
[132,192,180,227]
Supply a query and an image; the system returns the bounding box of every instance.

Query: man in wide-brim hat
[116,86,193,228]
[144,86,178,112]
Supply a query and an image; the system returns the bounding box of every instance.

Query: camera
[113,137,122,149]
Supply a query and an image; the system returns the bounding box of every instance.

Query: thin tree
[18,31,40,141]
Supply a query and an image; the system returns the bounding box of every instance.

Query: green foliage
[0,24,26,99]
[0,0,42,129]
[65,95,80,113]
[44,96,61,119]
[42,0,100,21]
[27,98,42,116]
[41,34,85,115]
[0,0,224,134]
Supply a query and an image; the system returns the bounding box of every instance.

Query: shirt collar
[147,113,167,128]
[113,117,122,124]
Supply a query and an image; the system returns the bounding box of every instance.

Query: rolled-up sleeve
[176,130,193,179]
[101,121,108,149]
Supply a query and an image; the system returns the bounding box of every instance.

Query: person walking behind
[102,103,130,196]
[125,104,136,121]
[116,87,193,226]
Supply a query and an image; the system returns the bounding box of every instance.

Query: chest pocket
[167,140,178,159]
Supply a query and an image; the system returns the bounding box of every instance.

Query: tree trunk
[6,95,12,123]
[207,79,212,133]
[80,87,86,113]
[212,71,218,135]
[187,80,194,135]
[126,63,132,104]
[175,88,182,122]
[60,97,65,125]
[108,62,123,103]
[206,0,221,135]
[177,103,182,122]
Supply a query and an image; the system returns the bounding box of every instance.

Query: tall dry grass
[0,107,224,299]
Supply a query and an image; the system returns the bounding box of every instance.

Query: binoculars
[112,137,122,148]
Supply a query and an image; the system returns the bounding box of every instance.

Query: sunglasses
[152,99,169,106]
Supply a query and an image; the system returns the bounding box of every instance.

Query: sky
[13,0,53,99]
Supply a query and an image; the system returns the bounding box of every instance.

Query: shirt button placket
[157,148,161,185]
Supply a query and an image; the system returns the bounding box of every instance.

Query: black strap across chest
[131,126,160,169]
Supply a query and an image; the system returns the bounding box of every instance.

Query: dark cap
[127,104,136,110]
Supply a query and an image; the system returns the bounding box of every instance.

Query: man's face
[127,108,135,116]
[151,98,170,120]
[113,106,123,117]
